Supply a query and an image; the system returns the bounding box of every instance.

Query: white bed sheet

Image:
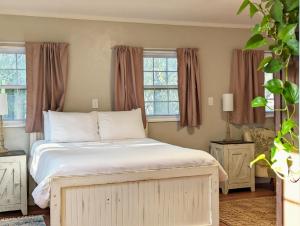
[29,138,227,208]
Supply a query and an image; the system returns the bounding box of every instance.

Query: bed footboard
[50,166,219,226]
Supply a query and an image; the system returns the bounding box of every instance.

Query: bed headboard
[29,132,44,148]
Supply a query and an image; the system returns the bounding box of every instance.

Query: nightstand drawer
[228,149,252,184]
[0,151,27,215]
[0,161,21,205]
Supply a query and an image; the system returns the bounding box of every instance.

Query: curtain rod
[0,41,25,45]
[111,46,176,51]
[144,48,176,51]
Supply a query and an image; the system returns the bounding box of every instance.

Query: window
[0,46,26,124]
[143,50,179,121]
[264,52,274,117]
[264,72,274,115]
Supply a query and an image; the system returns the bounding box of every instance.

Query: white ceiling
[0,0,260,28]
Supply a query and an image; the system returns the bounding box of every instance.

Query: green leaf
[250,154,266,167]
[249,2,259,17]
[285,0,299,11]
[258,56,273,70]
[251,24,261,35]
[264,78,284,94]
[244,34,268,50]
[286,39,299,55]
[251,96,268,107]
[237,0,250,14]
[260,16,270,32]
[278,24,297,42]
[265,0,274,9]
[270,0,283,23]
[269,43,284,54]
[271,146,277,162]
[281,119,296,135]
[271,150,290,177]
[274,137,286,150]
[263,58,283,73]
[282,81,299,104]
[282,142,293,151]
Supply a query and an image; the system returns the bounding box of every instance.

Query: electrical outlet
[208,97,214,106]
[92,98,99,109]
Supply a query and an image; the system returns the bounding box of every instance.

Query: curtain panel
[113,46,146,127]
[25,42,69,133]
[229,49,265,125]
[177,48,202,127]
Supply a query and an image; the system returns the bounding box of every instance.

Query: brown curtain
[177,48,201,127]
[25,42,69,133]
[229,49,265,125]
[113,46,146,127]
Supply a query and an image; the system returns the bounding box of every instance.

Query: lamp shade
[222,93,233,112]
[0,94,8,116]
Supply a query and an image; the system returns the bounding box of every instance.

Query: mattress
[29,138,227,208]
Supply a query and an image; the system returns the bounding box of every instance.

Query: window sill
[147,116,179,122]
[3,121,25,128]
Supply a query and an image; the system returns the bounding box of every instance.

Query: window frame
[0,46,26,127]
[143,50,179,122]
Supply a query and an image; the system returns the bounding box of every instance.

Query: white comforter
[29,138,227,208]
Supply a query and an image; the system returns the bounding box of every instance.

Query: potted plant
[237,0,299,181]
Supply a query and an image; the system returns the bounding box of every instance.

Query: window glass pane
[264,72,274,112]
[0,70,18,85]
[169,89,178,101]
[154,102,168,115]
[143,51,178,117]
[0,50,26,121]
[0,54,16,69]
[154,89,168,101]
[168,72,178,85]
[167,58,177,71]
[169,102,179,115]
[154,72,167,85]
[17,54,26,69]
[17,70,26,85]
[154,58,167,71]
[144,72,153,86]
[265,72,273,82]
[145,102,154,115]
[3,89,26,121]
[266,99,274,112]
[144,90,154,101]
[144,57,153,71]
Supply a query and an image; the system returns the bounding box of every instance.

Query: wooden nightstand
[210,140,255,194]
[0,150,27,215]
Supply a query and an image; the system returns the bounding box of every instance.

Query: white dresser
[210,141,255,194]
[0,150,27,215]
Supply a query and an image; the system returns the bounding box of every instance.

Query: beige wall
[0,14,273,154]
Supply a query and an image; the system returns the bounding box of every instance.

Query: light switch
[208,97,214,106]
[92,98,99,109]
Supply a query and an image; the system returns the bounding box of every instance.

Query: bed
[29,110,227,226]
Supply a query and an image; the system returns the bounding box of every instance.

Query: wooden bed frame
[30,133,220,226]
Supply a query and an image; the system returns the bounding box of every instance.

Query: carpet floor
[0,215,46,226]
[220,196,276,226]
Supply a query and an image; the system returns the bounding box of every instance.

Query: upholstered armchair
[242,127,276,179]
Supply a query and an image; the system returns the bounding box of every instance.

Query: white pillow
[43,111,51,141]
[98,108,145,140]
[48,111,100,142]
